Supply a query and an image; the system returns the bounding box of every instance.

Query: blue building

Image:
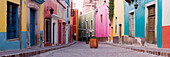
[60,0,70,44]
[124,0,162,48]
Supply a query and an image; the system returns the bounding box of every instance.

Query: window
[67,6,69,18]
[86,21,88,29]
[7,2,18,39]
[115,17,117,34]
[91,20,93,30]
[101,14,103,23]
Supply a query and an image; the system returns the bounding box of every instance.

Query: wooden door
[30,9,35,46]
[147,5,156,44]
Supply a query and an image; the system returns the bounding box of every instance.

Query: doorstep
[104,42,170,57]
[0,41,77,57]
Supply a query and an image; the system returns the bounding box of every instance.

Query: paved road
[33,42,162,57]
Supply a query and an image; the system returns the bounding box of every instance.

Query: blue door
[30,9,35,46]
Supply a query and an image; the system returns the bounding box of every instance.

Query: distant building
[82,0,109,13]
[78,10,95,41]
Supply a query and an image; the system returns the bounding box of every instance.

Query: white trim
[163,24,170,26]
[145,1,157,43]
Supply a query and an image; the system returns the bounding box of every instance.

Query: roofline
[57,0,66,9]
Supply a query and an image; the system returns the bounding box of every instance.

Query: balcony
[33,0,45,4]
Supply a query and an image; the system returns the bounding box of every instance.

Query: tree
[108,0,114,22]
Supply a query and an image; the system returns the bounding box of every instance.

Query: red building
[43,0,66,47]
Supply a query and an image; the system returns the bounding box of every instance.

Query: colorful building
[27,0,44,48]
[0,0,45,50]
[124,0,162,48]
[69,0,74,42]
[72,10,79,41]
[78,10,95,41]
[43,0,67,47]
[65,0,71,44]
[95,4,110,41]
[110,0,124,43]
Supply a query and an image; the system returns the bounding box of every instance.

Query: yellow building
[111,0,124,43]
[0,0,44,50]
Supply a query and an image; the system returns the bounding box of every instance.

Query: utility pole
[19,0,22,49]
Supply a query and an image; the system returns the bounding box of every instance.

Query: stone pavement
[105,42,170,57]
[0,41,77,57]
[33,42,162,57]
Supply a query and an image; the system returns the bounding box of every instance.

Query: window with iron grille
[115,17,117,34]
[7,2,18,39]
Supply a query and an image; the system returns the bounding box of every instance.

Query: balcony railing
[33,0,45,4]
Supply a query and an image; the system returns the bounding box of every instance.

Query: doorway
[30,8,36,46]
[129,12,135,38]
[53,23,56,44]
[59,23,62,44]
[45,19,51,44]
[147,5,156,44]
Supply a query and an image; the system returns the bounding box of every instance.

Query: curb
[105,43,170,57]
[1,42,77,57]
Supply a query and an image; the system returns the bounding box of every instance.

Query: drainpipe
[19,0,22,49]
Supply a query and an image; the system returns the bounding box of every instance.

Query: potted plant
[86,38,89,44]
[90,37,98,48]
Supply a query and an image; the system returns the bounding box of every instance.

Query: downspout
[19,0,22,49]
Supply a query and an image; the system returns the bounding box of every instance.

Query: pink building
[95,5,110,38]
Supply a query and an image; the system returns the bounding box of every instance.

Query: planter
[90,39,98,48]
[86,41,89,44]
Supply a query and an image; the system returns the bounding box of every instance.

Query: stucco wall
[0,0,27,50]
[112,0,124,37]
[124,0,162,48]
[95,5,110,37]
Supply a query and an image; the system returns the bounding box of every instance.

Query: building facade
[44,0,66,47]
[78,10,95,41]
[124,0,162,48]
[0,0,44,50]
[83,0,109,13]
[95,4,110,41]
[110,0,124,43]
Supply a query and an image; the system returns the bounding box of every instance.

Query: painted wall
[78,10,95,39]
[112,0,124,37]
[124,0,162,48]
[95,5,110,37]
[161,0,170,48]
[73,10,79,41]
[0,0,27,50]
[43,0,58,46]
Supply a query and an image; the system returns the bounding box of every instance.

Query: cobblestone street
[32,42,162,57]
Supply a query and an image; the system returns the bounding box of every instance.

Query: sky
[73,0,83,12]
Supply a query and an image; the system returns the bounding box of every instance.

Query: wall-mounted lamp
[50,8,54,15]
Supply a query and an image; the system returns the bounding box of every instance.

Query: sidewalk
[104,42,170,57]
[0,41,77,57]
